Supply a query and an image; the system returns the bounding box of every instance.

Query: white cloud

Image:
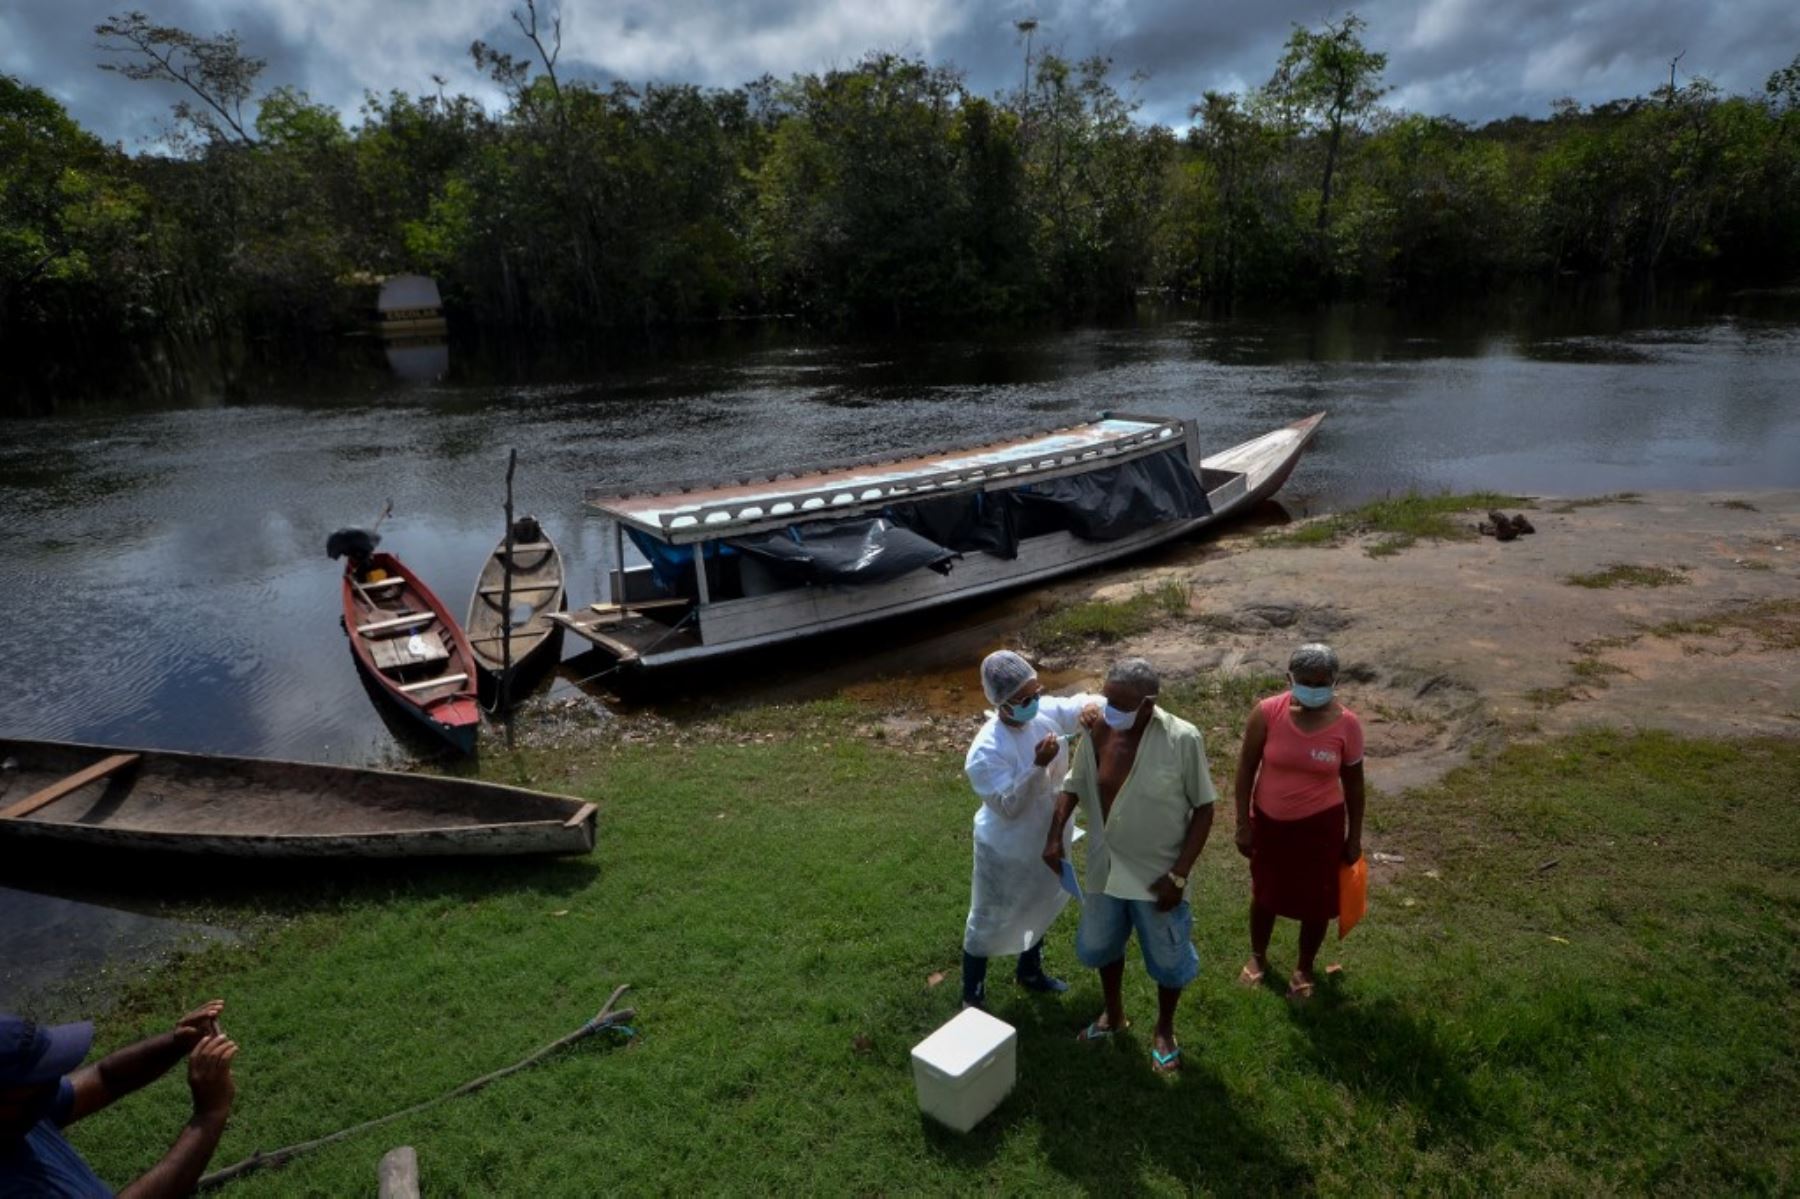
[1405,0,1481,52]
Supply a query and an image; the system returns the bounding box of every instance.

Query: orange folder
[1338,856,1368,940]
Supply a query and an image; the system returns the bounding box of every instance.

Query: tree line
[4,6,1799,356]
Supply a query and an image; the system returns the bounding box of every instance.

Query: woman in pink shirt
[1232,643,1366,1000]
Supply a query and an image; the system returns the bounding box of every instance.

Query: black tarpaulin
[727,518,958,585]
[1011,447,1211,541]
[886,491,1020,559]
[720,447,1208,586]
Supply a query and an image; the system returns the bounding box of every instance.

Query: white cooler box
[910,1008,1017,1133]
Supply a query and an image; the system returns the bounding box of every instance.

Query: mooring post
[378,1146,420,1199]
[500,448,517,745]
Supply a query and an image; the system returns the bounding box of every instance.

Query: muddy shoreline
[999,489,1798,791]
[532,488,1799,793]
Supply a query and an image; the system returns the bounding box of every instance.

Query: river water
[3,295,1798,764]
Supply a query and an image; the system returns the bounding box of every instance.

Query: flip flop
[1237,963,1266,988]
[1150,1044,1182,1073]
[1286,978,1315,1002]
[1076,1018,1129,1043]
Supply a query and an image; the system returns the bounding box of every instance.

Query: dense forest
[4,5,1799,355]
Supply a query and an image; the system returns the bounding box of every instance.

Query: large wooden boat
[341,552,481,754]
[0,739,595,859]
[465,517,566,691]
[564,411,1324,671]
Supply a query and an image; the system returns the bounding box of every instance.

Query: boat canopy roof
[377,273,442,312]
[585,413,1192,544]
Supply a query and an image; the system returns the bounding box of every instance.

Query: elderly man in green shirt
[1042,657,1216,1073]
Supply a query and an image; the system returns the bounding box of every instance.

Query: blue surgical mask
[1291,682,1334,710]
[1102,699,1145,730]
[1002,695,1041,723]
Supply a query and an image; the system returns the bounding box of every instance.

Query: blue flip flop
[1150,1045,1182,1073]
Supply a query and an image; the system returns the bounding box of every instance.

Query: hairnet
[980,650,1037,705]
[1289,642,1339,678]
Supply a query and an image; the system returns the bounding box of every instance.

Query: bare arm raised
[115,1033,238,1199]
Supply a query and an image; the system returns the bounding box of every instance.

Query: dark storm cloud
[4,0,1797,145]
[926,0,1800,127]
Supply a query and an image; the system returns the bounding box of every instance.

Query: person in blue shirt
[1,1002,238,1198]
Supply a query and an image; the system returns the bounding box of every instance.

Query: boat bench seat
[371,629,449,671]
[398,672,468,693]
[478,583,559,597]
[1,754,141,820]
[358,611,437,636]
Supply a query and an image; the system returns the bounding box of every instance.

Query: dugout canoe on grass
[0,739,596,859]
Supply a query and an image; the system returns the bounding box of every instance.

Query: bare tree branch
[94,10,263,145]
[513,0,563,104]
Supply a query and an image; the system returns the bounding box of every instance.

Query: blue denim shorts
[1074,892,1200,989]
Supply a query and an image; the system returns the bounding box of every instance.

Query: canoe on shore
[341,551,481,754]
[0,738,596,859]
[465,516,566,689]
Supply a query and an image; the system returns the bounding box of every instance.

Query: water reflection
[1,292,1796,763]
[384,338,451,383]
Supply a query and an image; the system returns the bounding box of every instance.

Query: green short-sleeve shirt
[1062,706,1217,900]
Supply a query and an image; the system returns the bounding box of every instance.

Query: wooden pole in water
[500,449,517,742]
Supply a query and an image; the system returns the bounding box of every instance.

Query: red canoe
[340,552,481,754]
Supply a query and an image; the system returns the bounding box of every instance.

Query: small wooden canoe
[341,552,480,754]
[465,516,566,687]
[0,739,595,858]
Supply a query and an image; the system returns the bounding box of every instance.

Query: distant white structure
[377,274,442,315]
[372,274,446,338]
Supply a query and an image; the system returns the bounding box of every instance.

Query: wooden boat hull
[0,739,595,859]
[342,552,481,754]
[564,413,1324,670]
[465,519,566,687]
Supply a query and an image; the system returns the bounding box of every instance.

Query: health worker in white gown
[961,650,1102,1009]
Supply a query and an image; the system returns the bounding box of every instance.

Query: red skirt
[1250,803,1345,922]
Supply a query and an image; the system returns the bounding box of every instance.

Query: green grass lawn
[55,704,1800,1196]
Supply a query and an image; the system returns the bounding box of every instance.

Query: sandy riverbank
[672,489,1799,795]
[1022,489,1799,789]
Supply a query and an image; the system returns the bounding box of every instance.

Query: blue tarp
[626,528,736,593]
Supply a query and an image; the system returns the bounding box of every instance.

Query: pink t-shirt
[1251,692,1365,822]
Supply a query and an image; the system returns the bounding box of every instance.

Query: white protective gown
[962,693,1101,957]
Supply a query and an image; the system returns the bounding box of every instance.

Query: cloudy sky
[5,0,1798,146]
